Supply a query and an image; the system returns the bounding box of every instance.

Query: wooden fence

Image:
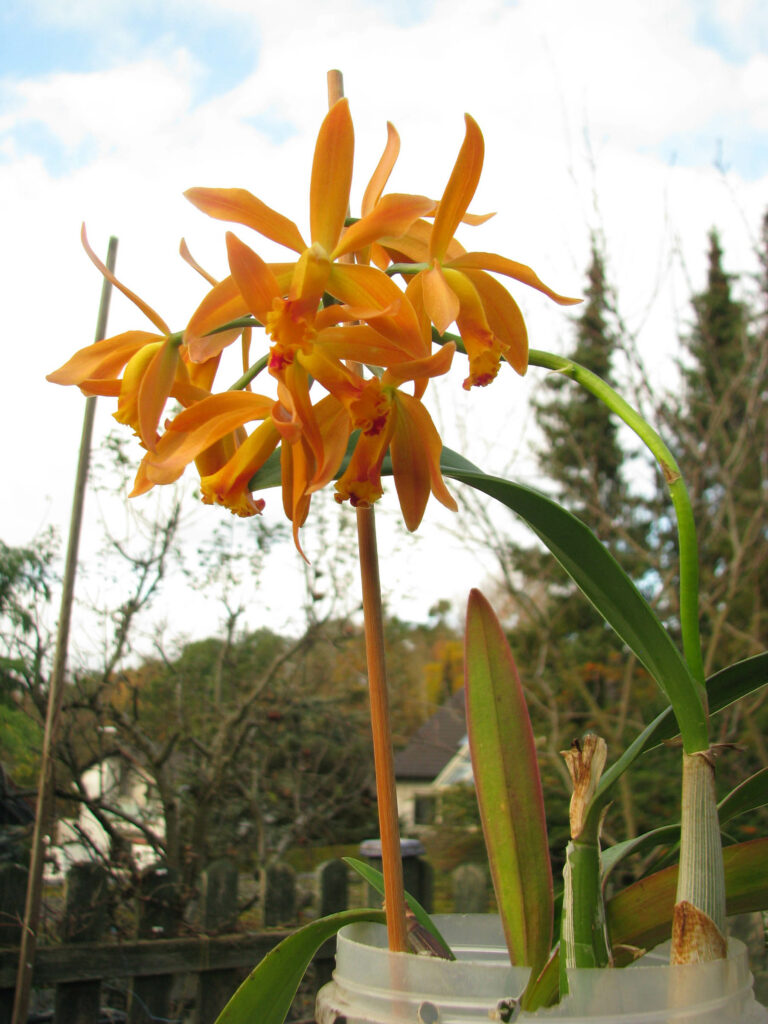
[0,856,490,1024]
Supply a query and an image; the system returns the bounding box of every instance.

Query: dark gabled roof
[394,688,466,781]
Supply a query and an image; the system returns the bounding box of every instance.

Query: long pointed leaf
[445,457,707,752]
[214,908,385,1024]
[342,857,455,958]
[465,590,553,974]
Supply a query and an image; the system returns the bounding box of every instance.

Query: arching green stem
[528,349,705,690]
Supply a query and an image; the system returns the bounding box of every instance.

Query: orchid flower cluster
[48,99,577,549]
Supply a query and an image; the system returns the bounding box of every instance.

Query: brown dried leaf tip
[670,900,727,964]
[561,733,607,839]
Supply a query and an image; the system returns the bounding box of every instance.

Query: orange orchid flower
[184,99,434,352]
[381,115,580,387]
[334,343,458,530]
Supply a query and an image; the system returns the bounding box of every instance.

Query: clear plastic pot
[315,914,767,1023]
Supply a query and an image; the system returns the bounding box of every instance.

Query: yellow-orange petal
[47,331,161,385]
[184,187,306,254]
[145,392,274,477]
[380,218,467,265]
[429,114,484,263]
[391,393,457,530]
[382,341,456,388]
[361,121,400,217]
[179,238,218,286]
[310,98,354,254]
[447,251,582,306]
[328,263,428,357]
[460,268,528,375]
[226,232,282,322]
[333,193,436,260]
[422,262,460,335]
[201,418,280,514]
[185,275,251,362]
[137,340,181,450]
[81,225,171,335]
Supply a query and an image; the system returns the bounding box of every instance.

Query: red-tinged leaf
[606,838,768,951]
[465,590,553,974]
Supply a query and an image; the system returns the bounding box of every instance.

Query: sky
[2,0,767,655]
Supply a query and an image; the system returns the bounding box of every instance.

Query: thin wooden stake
[326,67,408,954]
[12,236,118,1024]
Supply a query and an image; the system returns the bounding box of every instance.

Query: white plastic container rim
[315,914,767,1023]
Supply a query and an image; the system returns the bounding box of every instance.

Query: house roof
[394,688,466,780]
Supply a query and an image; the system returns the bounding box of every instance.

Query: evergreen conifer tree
[661,228,768,676]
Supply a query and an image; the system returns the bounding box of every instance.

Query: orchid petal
[310,98,354,253]
[383,342,456,387]
[361,121,400,216]
[146,392,274,477]
[47,331,161,385]
[380,218,466,265]
[184,187,306,254]
[391,393,457,530]
[429,115,484,262]
[185,276,251,362]
[460,268,529,375]
[201,419,281,516]
[179,239,218,286]
[226,232,282,322]
[422,262,460,335]
[81,225,170,334]
[328,264,427,357]
[333,194,435,260]
[448,252,581,306]
[137,341,181,450]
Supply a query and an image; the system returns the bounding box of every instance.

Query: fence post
[52,862,109,1024]
[127,862,181,1024]
[195,858,239,1024]
[0,863,28,1024]
[263,863,296,927]
[317,860,348,918]
[359,838,433,911]
[452,863,488,913]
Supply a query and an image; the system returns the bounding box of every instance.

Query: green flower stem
[561,837,611,983]
[385,262,429,276]
[228,355,269,392]
[528,349,705,691]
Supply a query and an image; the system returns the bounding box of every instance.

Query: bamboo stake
[326,66,408,953]
[12,237,118,1024]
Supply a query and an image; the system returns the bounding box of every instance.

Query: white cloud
[3,0,767,641]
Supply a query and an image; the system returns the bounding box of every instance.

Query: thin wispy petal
[448,252,582,306]
[310,98,354,253]
[361,121,400,216]
[184,187,306,254]
[429,114,484,262]
[81,225,170,334]
[179,239,218,286]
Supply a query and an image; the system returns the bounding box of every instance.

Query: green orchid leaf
[342,857,455,959]
[601,825,681,882]
[647,652,768,749]
[606,838,768,951]
[444,455,708,753]
[718,767,768,824]
[464,590,553,977]
[214,907,385,1024]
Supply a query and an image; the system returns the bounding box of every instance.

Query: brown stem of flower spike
[356,504,409,953]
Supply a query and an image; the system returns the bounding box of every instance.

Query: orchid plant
[49,75,768,1021]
